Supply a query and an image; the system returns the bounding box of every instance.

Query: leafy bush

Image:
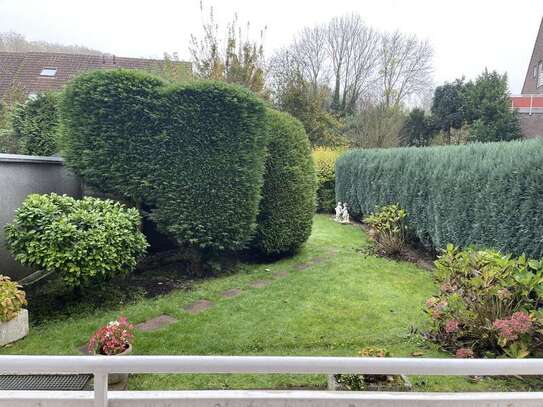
[312,147,344,212]
[426,245,543,358]
[0,275,27,322]
[253,109,316,255]
[11,92,59,156]
[60,70,268,253]
[364,204,407,255]
[5,193,148,286]
[336,139,543,258]
[334,347,392,391]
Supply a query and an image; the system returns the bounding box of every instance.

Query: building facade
[512,17,543,138]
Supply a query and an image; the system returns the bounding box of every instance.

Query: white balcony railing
[1,355,543,406]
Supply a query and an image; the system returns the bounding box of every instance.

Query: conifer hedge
[336,140,543,258]
[253,109,316,255]
[61,70,268,252]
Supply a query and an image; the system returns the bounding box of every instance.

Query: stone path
[249,279,272,288]
[221,288,242,298]
[136,315,177,332]
[184,299,213,314]
[123,251,340,328]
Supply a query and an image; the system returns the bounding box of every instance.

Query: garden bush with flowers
[88,316,134,355]
[426,244,543,359]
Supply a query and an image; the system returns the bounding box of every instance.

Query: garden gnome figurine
[335,202,343,222]
[341,203,350,224]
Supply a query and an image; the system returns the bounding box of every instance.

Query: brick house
[511,17,543,138]
[0,51,191,100]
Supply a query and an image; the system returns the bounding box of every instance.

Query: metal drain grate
[0,374,92,391]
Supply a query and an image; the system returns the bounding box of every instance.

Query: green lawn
[0,215,534,391]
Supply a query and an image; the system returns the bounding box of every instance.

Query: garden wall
[0,154,81,280]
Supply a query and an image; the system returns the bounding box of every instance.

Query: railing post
[94,371,108,407]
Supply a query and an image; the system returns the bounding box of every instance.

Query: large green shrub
[426,245,543,358]
[11,92,60,156]
[253,109,316,255]
[336,139,543,258]
[60,70,268,253]
[5,194,148,286]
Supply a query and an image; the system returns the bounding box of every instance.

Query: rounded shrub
[5,193,148,286]
[11,92,60,156]
[253,109,316,255]
[60,70,268,253]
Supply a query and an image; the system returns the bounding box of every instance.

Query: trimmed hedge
[11,92,60,156]
[312,148,344,212]
[336,139,543,258]
[61,69,268,252]
[253,109,316,255]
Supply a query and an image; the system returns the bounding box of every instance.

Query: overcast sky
[1,0,542,93]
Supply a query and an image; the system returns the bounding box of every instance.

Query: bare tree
[378,31,433,109]
[189,2,267,95]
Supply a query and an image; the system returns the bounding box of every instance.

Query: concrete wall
[0,154,81,280]
[520,113,543,139]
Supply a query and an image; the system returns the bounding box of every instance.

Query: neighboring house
[511,17,543,138]
[0,51,191,100]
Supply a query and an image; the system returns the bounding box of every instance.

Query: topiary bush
[11,92,60,156]
[253,109,316,255]
[336,139,543,258]
[312,147,344,212]
[60,70,268,254]
[5,193,148,286]
[0,275,26,322]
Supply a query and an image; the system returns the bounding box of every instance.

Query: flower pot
[328,373,412,392]
[0,309,29,347]
[95,343,132,389]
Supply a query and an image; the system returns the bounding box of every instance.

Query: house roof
[522,17,543,94]
[0,51,191,100]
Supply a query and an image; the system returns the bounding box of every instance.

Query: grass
[0,215,535,391]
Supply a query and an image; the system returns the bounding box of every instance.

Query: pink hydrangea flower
[493,311,532,342]
[440,282,455,293]
[455,347,474,358]
[445,319,460,334]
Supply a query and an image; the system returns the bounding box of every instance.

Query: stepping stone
[184,300,213,315]
[272,271,289,279]
[295,263,312,271]
[221,288,242,298]
[135,315,177,332]
[309,256,326,264]
[249,279,272,288]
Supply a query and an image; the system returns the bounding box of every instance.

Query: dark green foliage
[399,108,433,147]
[5,194,148,286]
[463,70,521,142]
[11,92,60,156]
[253,109,316,255]
[431,79,466,143]
[336,139,543,258]
[60,69,268,252]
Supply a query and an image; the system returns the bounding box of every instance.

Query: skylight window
[40,68,57,77]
